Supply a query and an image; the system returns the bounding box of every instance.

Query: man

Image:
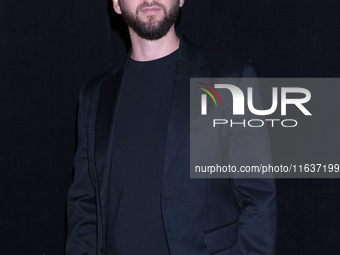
[65,0,277,254]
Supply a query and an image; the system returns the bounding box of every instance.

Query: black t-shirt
[107,49,178,255]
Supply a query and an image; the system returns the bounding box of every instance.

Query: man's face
[115,0,182,40]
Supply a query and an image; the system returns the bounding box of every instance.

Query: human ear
[113,0,122,14]
[180,0,185,8]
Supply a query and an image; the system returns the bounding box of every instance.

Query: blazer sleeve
[65,86,97,255]
[228,66,277,254]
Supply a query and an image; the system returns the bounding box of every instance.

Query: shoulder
[199,46,256,78]
[80,58,126,102]
[180,33,256,78]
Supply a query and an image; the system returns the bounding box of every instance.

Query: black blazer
[65,31,277,255]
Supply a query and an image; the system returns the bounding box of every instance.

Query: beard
[119,0,180,40]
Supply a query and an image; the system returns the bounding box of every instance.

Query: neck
[128,26,179,62]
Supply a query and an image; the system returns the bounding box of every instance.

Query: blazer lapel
[94,60,128,214]
[162,33,211,185]
[94,51,132,182]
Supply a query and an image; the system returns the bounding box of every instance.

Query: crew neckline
[128,49,179,67]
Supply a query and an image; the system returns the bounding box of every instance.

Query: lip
[141,7,161,14]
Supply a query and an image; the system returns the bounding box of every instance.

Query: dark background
[1,0,339,254]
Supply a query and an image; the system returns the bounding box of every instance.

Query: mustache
[136,1,167,14]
